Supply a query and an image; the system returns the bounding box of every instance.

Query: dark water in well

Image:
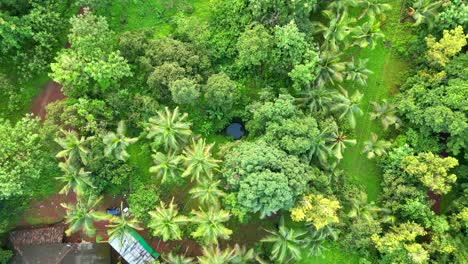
[226,122,245,140]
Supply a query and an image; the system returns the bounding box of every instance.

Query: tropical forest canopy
[0,0,467,263]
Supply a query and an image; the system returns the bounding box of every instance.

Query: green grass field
[340,0,409,202]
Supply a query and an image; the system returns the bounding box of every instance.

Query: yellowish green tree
[403,152,458,195]
[290,194,341,230]
[426,26,467,67]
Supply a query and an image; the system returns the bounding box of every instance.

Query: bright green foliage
[370,99,401,130]
[61,196,109,237]
[197,246,235,264]
[403,152,458,195]
[149,151,181,184]
[190,208,232,245]
[181,139,220,182]
[261,217,307,263]
[346,58,373,86]
[146,107,192,151]
[273,21,314,76]
[189,180,225,208]
[106,203,143,243]
[314,12,351,52]
[331,88,364,128]
[238,170,294,218]
[203,72,237,116]
[0,116,54,199]
[371,222,428,264]
[55,129,93,166]
[56,162,94,196]
[436,0,468,31]
[362,133,392,159]
[247,94,300,136]
[290,194,341,230]
[223,141,314,218]
[425,26,467,67]
[148,198,187,242]
[50,10,132,97]
[398,63,468,156]
[170,78,200,106]
[289,52,320,91]
[163,252,195,264]
[127,184,159,224]
[103,121,138,161]
[236,24,272,69]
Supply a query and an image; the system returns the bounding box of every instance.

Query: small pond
[226,120,246,140]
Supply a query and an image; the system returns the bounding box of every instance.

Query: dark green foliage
[0,0,68,78]
[203,72,238,119]
[0,248,13,264]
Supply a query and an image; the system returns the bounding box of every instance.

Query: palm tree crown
[197,246,235,264]
[190,208,232,245]
[103,120,138,161]
[107,202,143,244]
[148,198,187,241]
[146,107,192,151]
[362,133,391,159]
[261,217,308,263]
[61,196,109,237]
[331,88,364,129]
[149,151,182,184]
[56,161,95,196]
[346,57,373,87]
[181,138,220,182]
[189,179,225,209]
[327,127,357,160]
[55,129,93,166]
[370,99,401,130]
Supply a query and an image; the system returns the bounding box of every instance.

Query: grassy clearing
[108,0,211,36]
[340,0,409,202]
[298,241,362,264]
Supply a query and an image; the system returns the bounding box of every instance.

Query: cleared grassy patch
[340,0,409,202]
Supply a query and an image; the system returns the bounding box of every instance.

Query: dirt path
[30,81,65,120]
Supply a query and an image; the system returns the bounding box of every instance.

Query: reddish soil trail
[428,190,441,215]
[30,81,66,120]
[29,6,88,120]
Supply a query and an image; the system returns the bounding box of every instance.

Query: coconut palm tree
[181,138,221,182]
[55,129,93,166]
[106,202,143,243]
[149,151,182,184]
[297,88,336,113]
[232,244,257,264]
[197,246,235,264]
[163,252,195,264]
[357,1,392,21]
[370,99,401,130]
[103,120,138,161]
[190,208,232,245]
[331,88,364,129]
[347,191,392,223]
[326,127,357,160]
[61,196,109,237]
[308,128,332,165]
[313,12,352,52]
[352,20,385,50]
[146,107,192,151]
[362,133,391,159]
[148,198,187,241]
[316,50,347,87]
[189,179,225,208]
[325,0,361,18]
[346,57,373,86]
[56,161,95,196]
[261,217,307,263]
[408,0,442,29]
